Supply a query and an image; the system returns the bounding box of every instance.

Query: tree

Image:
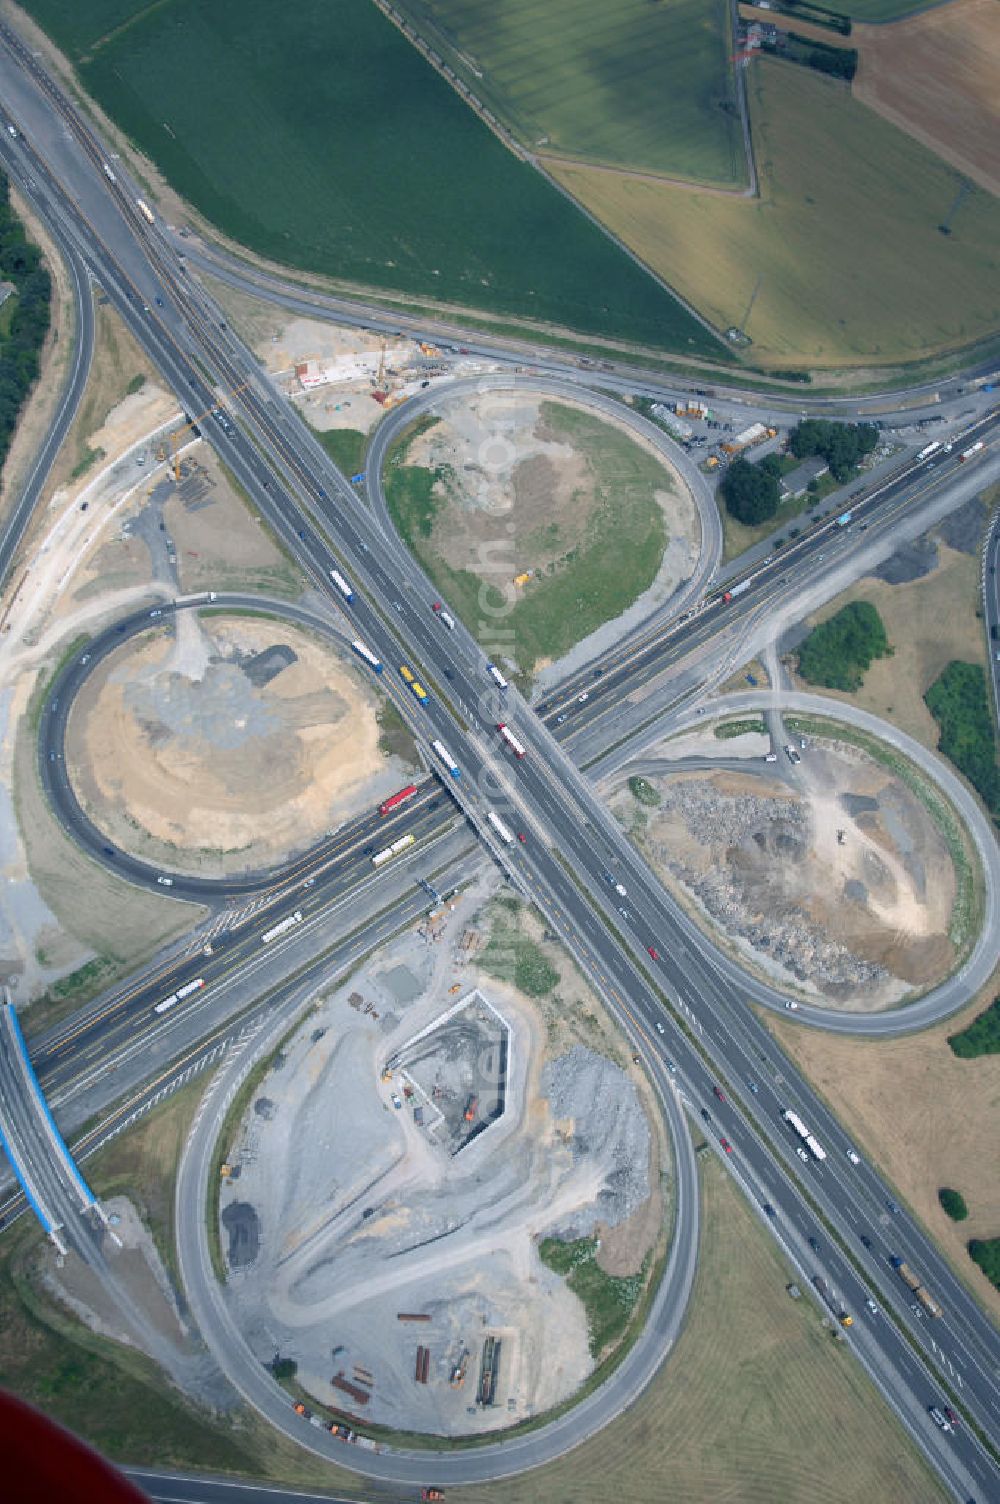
[797,601,891,691]
[271,1357,297,1380]
[968,1238,1000,1291]
[789,418,878,481]
[719,457,781,525]
[938,1187,969,1222]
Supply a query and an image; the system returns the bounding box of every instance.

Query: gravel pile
[540,1046,650,1235]
[654,780,803,848]
[648,780,887,995]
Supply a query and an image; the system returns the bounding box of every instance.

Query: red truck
[379,784,418,816]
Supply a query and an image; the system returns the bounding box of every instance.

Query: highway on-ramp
[0,20,996,1499]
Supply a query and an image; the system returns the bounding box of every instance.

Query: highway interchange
[0,14,997,1502]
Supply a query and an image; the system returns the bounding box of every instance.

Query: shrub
[797,601,891,691]
[925,662,1000,823]
[938,1188,969,1222]
[968,1237,1000,1291]
[948,995,1000,1058]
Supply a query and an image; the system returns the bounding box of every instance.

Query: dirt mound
[66,616,394,875]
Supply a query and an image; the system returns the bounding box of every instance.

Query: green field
[550,60,1000,367]
[385,401,670,675]
[399,0,744,183]
[22,0,721,358]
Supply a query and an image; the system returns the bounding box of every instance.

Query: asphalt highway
[985,503,1000,728]
[0,198,93,592]
[0,19,997,1499]
[181,237,1000,423]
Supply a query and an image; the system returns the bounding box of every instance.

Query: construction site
[217,880,667,1436]
[614,717,963,1010]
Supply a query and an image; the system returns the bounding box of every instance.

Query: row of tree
[0,172,51,477]
[924,660,1000,824]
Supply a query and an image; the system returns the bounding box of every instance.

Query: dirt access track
[65,615,404,877]
[616,727,958,1010]
[854,0,1000,197]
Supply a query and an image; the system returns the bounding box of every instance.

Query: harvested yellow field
[855,0,1000,197]
[548,60,1000,368]
[792,536,989,751]
[455,1161,944,1504]
[767,969,1000,1322]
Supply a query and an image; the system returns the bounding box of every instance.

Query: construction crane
[168,385,248,481]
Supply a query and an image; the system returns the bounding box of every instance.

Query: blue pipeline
[0,1116,53,1232]
[6,1005,95,1208]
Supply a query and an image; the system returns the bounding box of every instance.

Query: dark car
[102,845,115,857]
[700,1108,711,1123]
[860,1235,873,1250]
[763,1203,776,1218]
[808,1236,820,1254]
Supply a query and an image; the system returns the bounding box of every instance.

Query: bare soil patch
[767,965,1000,1321]
[165,450,304,598]
[65,616,398,876]
[854,0,1000,197]
[10,679,200,1001]
[617,741,957,1009]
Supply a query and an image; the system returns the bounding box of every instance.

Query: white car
[578,691,589,703]
[846,1147,861,1165]
[156,875,174,887]
[795,1146,810,1163]
[784,1000,799,1011]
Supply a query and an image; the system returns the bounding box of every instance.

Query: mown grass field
[549,60,1000,368]
[400,0,743,183]
[21,0,721,358]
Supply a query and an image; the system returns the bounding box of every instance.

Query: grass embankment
[313,426,367,479]
[398,0,743,184]
[548,59,1000,367]
[714,717,766,739]
[27,0,721,359]
[925,661,1000,825]
[797,601,892,691]
[385,402,670,673]
[538,1237,645,1357]
[481,913,559,997]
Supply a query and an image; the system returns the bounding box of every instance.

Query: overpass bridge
[0,990,101,1254]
